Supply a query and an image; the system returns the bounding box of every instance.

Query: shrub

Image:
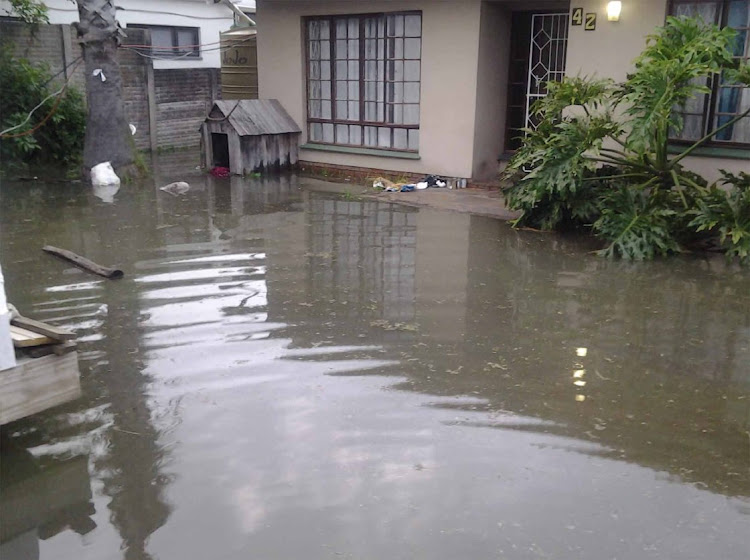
[0,47,86,173]
[502,16,750,264]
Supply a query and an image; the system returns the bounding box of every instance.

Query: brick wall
[119,28,151,151]
[154,68,220,149]
[1,20,220,151]
[0,20,86,92]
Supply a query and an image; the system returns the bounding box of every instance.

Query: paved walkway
[301,177,520,221]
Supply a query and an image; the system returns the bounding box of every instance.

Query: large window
[305,12,422,152]
[129,25,200,59]
[670,0,750,146]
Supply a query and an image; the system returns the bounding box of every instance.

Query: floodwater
[1,153,749,560]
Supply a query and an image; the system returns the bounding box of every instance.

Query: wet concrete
[1,153,749,560]
[302,178,520,221]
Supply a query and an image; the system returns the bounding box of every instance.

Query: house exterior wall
[472,1,511,180]
[256,0,484,179]
[565,0,749,180]
[0,0,236,70]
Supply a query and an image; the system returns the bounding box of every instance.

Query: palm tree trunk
[75,0,132,172]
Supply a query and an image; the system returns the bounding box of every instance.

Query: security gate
[524,13,570,130]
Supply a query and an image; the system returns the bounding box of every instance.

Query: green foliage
[689,172,750,261]
[0,47,86,173]
[502,16,750,264]
[593,187,680,260]
[7,0,49,25]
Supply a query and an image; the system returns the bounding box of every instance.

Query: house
[0,0,257,69]
[255,0,749,182]
[0,0,257,149]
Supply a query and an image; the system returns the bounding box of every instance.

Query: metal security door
[525,13,569,130]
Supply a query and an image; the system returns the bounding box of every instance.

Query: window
[670,0,750,146]
[305,12,422,152]
[129,25,200,59]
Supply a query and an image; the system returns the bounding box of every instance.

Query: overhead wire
[119,35,255,60]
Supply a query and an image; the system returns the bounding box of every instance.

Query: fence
[1,20,220,151]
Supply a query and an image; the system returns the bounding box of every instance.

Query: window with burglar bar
[305,12,422,152]
[670,0,750,146]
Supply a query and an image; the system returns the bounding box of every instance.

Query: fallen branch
[43,245,123,279]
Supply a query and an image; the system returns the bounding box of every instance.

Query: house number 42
[571,8,597,30]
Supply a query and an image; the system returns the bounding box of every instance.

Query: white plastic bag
[90,162,121,187]
[159,181,190,196]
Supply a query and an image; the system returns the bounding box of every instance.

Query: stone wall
[1,20,219,151]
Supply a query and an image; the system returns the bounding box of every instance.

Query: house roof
[208,100,301,136]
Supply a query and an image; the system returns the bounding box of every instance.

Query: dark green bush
[502,16,750,264]
[0,47,86,173]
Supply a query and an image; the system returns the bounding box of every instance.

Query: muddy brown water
[1,155,749,560]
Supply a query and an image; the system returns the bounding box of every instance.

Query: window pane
[309,21,321,41]
[393,128,408,150]
[364,126,378,146]
[336,124,349,143]
[404,38,421,59]
[322,123,334,143]
[309,61,320,80]
[150,28,172,50]
[378,127,391,148]
[310,122,322,142]
[349,125,362,145]
[405,61,420,81]
[320,41,331,59]
[309,99,321,118]
[404,82,420,103]
[405,15,421,37]
[672,1,720,23]
[408,129,420,151]
[404,104,420,125]
[176,29,197,55]
[319,20,330,40]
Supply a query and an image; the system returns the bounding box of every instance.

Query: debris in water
[370,320,419,332]
[160,182,190,196]
[90,161,120,187]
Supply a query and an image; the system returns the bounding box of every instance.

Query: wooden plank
[11,326,55,348]
[11,315,75,342]
[0,353,81,425]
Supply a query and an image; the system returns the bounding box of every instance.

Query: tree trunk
[75,0,132,173]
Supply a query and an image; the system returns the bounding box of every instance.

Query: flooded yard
[1,154,749,559]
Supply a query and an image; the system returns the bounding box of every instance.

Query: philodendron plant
[503,16,750,263]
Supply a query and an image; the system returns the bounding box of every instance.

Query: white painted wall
[0,0,250,69]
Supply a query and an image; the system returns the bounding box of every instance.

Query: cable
[47,6,236,20]
[1,59,83,138]
[41,55,83,89]
[119,36,254,60]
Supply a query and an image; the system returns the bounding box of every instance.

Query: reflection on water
[1,153,748,560]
